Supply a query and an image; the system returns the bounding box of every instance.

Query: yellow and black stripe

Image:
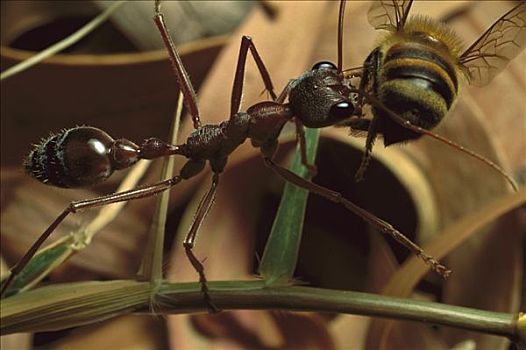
[369,41,459,145]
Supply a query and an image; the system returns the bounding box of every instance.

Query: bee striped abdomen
[384,42,458,107]
[376,42,459,145]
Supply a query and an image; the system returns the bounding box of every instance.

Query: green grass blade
[140,92,184,283]
[0,238,73,297]
[259,128,320,285]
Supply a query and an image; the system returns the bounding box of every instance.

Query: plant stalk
[1,279,521,341]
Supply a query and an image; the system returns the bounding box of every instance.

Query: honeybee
[347,0,525,187]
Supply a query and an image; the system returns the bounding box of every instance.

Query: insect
[0,1,451,305]
[345,0,525,187]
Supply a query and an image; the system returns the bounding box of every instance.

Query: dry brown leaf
[270,311,334,350]
[0,333,32,350]
[1,172,148,280]
[0,39,225,167]
[45,316,166,350]
[365,233,399,294]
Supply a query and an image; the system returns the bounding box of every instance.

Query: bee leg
[183,172,222,313]
[357,47,381,107]
[354,117,378,182]
[353,47,384,181]
[294,119,317,177]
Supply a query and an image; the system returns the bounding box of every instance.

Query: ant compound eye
[312,61,337,71]
[329,101,354,120]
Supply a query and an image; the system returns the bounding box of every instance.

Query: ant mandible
[1,1,449,305]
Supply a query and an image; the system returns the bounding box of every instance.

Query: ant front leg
[276,80,293,104]
[230,36,278,116]
[262,157,451,278]
[182,172,221,313]
[353,88,520,192]
[294,119,318,177]
[343,66,364,79]
[0,175,184,298]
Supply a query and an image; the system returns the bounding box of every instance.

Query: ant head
[288,61,355,128]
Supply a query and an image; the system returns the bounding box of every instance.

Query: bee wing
[349,129,382,140]
[350,131,367,138]
[368,0,414,32]
[335,117,379,139]
[459,3,526,87]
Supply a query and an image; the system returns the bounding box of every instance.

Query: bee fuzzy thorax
[402,15,464,58]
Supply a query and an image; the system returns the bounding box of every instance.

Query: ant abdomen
[24,126,140,188]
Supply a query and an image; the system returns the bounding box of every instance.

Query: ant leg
[337,0,346,72]
[353,89,519,192]
[0,175,183,298]
[153,4,201,129]
[342,66,364,79]
[183,173,221,313]
[230,36,278,116]
[294,119,318,176]
[276,80,293,104]
[262,157,451,278]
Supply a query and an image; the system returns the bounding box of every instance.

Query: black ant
[1,1,450,306]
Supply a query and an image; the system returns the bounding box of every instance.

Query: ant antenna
[154,3,202,129]
[337,0,346,72]
[353,88,519,192]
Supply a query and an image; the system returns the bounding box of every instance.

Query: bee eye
[312,61,337,71]
[330,101,354,119]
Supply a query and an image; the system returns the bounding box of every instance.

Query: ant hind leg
[182,172,221,313]
[1,175,184,298]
